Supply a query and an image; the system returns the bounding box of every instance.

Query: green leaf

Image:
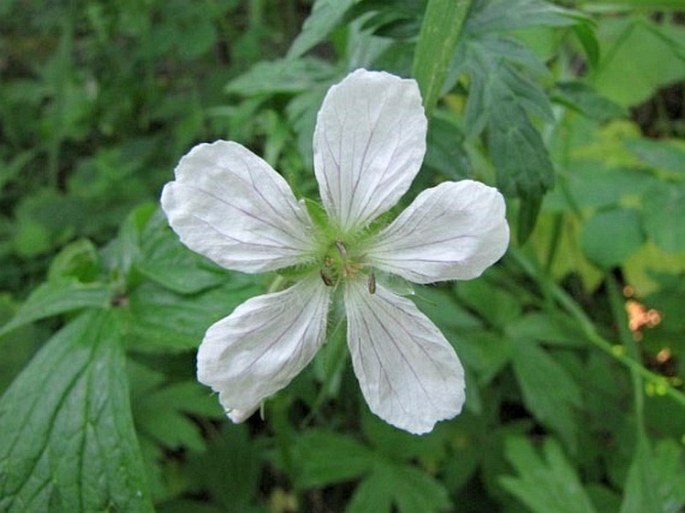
[185,424,265,513]
[226,58,335,96]
[287,0,357,59]
[468,0,587,33]
[390,464,451,513]
[651,439,685,512]
[347,462,451,513]
[286,84,328,165]
[453,330,512,386]
[573,22,600,68]
[517,190,545,244]
[617,436,685,513]
[133,381,223,452]
[446,0,586,236]
[461,38,553,132]
[456,277,523,328]
[413,286,483,332]
[11,189,85,258]
[487,101,555,198]
[346,470,393,513]
[0,150,35,192]
[157,500,226,513]
[553,81,627,122]
[454,33,555,240]
[125,278,259,353]
[582,0,685,9]
[511,340,582,450]
[0,311,154,513]
[175,17,216,59]
[102,203,157,277]
[294,430,374,488]
[643,181,685,252]
[500,437,598,513]
[593,17,685,106]
[619,436,661,513]
[625,137,685,176]
[0,295,44,394]
[423,114,472,180]
[506,312,586,348]
[47,238,100,282]
[546,162,657,211]
[581,208,645,268]
[0,277,111,336]
[361,409,450,463]
[136,210,228,294]
[412,0,471,116]
[586,484,622,513]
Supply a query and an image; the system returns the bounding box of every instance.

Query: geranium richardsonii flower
[161,69,509,434]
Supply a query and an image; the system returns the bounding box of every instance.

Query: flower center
[319,238,374,293]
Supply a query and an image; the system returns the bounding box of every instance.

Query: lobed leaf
[619,435,661,513]
[500,437,598,513]
[511,340,582,451]
[294,430,374,488]
[347,462,450,513]
[185,424,265,513]
[133,381,223,452]
[467,0,587,33]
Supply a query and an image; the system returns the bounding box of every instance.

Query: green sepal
[304,197,329,232]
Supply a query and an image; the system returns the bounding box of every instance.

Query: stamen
[335,239,348,258]
[368,272,376,294]
[320,270,334,287]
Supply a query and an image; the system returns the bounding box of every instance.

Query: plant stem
[510,249,685,409]
[606,273,646,434]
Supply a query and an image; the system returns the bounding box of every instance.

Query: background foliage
[1,0,685,512]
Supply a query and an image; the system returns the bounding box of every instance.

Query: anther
[368,272,376,294]
[335,239,348,259]
[320,270,334,287]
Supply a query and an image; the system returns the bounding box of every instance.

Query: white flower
[161,69,509,434]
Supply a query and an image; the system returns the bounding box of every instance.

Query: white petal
[161,140,316,273]
[344,280,464,434]
[366,180,509,284]
[313,69,427,233]
[227,407,257,424]
[197,277,330,415]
